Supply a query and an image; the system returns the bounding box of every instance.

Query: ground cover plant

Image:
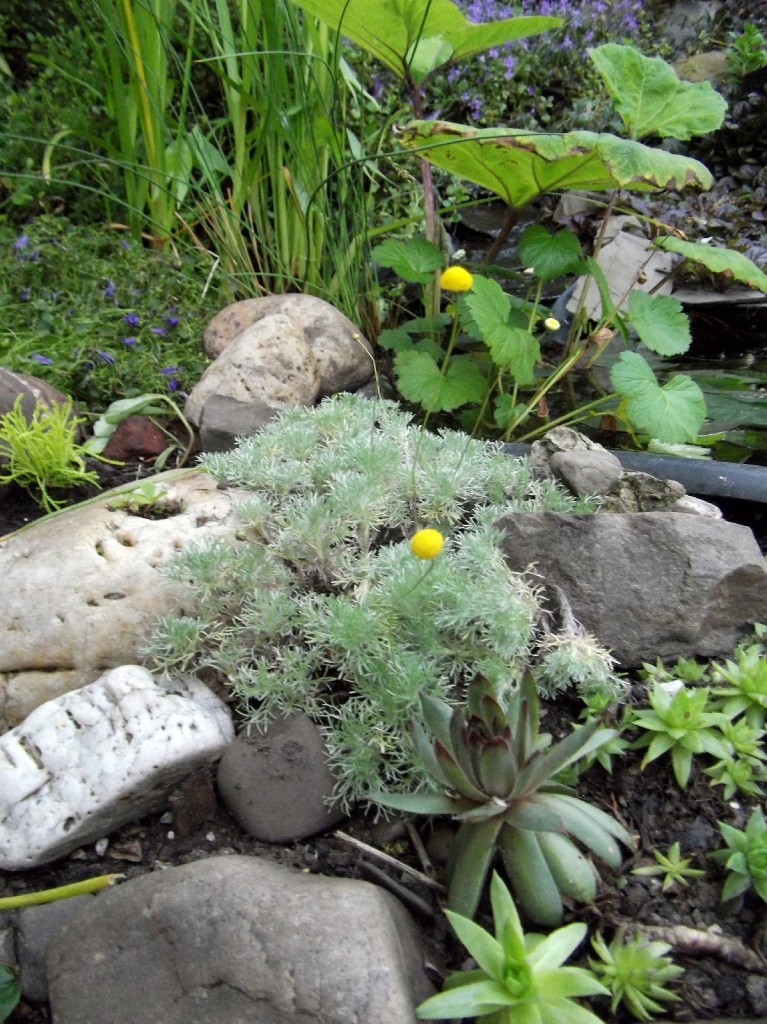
[0,217,224,410]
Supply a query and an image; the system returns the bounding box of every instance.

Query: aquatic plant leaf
[610,351,706,443]
[628,290,692,357]
[394,350,486,411]
[287,0,560,84]
[400,122,714,209]
[589,43,726,140]
[653,237,767,293]
[517,225,586,280]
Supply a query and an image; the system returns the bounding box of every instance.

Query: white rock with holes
[0,665,233,870]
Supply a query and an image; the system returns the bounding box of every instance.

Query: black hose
[503,444,767,504]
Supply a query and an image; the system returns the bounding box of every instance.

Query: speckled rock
[203,294,374,395]
[184,314,321,426]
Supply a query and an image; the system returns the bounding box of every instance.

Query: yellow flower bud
[439,266,474,292]
[543,317,561,331]
[410,528,445,559]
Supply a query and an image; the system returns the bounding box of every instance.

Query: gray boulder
[498,511,767,666]
[47,854,433,1024]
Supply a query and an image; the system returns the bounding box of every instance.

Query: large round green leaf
[400,122,714,209]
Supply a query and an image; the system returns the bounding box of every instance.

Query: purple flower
[20,287,31,301]
[13,234,28,251]
[161,364,181,392]
[119,239,131,250]
[31,353,53,365]
[103,280,116,300]
[121,336,137,346]
[124,312,140,327]
[150,325,167,336]
[163,315,179,328]
[97,350,115,364]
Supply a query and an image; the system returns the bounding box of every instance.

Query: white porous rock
[203,294,375,395]
[184,313,321,427]
[0,470,249,731]
[0,665,233,870]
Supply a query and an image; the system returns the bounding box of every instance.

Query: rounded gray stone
[217,713,345,842]
[550,449,623,495]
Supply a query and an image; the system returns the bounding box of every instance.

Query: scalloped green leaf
[589,43,726,141]
[286,0,560,84]
[517,225,585,280]
[653,237,767,293]
[610,351,706,442]
[628,290,692,357]
[371,237,444,283]
[463,277,540,384]
[394,350,486,412]
[400,121,713,210]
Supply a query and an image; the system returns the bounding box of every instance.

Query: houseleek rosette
[371,674,633,925]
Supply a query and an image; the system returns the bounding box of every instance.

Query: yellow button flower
[543,317,561,331]
[410,528,445,559]
[439,266,474,292]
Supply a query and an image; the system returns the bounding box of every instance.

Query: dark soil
[3,461,767,1023]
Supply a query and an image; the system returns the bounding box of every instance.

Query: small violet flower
[163,315,179,328]
[150,325,167,336]
[123,312,140,327]
[31,353,53,365]
[161,365,181,391]
[103,280,116,300]
[13,234,28,251]
[19,287,31,302]
[121,336,137,346]
[97,350,115,365]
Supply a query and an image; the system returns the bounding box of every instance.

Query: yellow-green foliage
[0,395,99,512]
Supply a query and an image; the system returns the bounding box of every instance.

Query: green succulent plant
[627,682,730,789]
[631,841,705,891]
[588,931,684,1021]
[710,637,767,728]
[712,807,767,904]
[371,674,633,925]
[416,871,608,1024]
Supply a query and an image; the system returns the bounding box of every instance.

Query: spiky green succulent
[371,674,633,925]
[589,931,684,1021]
[417,872,609,1024]
[712,806,767,903]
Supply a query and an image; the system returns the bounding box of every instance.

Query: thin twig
[356,861,436,919]
[333,831,445,892]
[619,921,767,974]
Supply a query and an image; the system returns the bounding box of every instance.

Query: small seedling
[106,481,171,515]
[631,841,705,891]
